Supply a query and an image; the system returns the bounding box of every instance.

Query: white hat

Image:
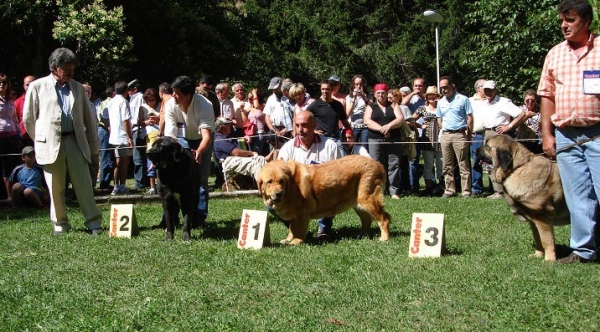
[482,80,496,90]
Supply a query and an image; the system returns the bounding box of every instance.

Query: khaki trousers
[440,131,471,195]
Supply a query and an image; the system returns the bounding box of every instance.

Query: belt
[61,132,74,137]
[442,127,466,134]
[484,127,498,131]
[352,124,367,129]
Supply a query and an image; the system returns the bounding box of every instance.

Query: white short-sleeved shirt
[481,95,523,128]
[164,94,215,140]
[108,94,132,145]
[278,135,341,164]
[264,94,293,131]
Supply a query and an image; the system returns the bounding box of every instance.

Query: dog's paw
[166,232,175,240]
[280,238,292,245]
[182,232,191,242]
[289,238,304,245]
[379,235,390,241]
[529,251,544,259]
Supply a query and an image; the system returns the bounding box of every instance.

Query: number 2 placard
[408,213,445,258]
[237,209,270,249]
[109,204,140,238]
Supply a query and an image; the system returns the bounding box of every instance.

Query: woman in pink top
[0,74,22,201]
[245,88,269,155]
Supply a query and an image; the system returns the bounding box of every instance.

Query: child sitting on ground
[8,146,49,209]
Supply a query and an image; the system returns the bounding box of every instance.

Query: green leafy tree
[53,0,134,86]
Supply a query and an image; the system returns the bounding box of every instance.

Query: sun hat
[268,77,282,90]
[424,86,441,97]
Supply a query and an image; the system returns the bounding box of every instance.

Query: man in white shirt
[277,111,341,240]
[127,79,147,190]
[163,75,215,228]
[479,80,526,199]
[264,77,294,148]
[469,78,488,195]
[108,81,133,195]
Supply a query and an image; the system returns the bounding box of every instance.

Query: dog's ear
[171,142,185,163]
[496,148,513,172]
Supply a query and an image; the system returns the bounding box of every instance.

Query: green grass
[1,196,598,331]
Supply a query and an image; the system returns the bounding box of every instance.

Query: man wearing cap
[264,76,294,148]
[306,80,352,156]
[8,146,49,209]
[480,79,526,199]
[127,79,148,190]
[164,75,215,228]
[329,75,347,110]
[436,76,473,198]
[214,117,276,181]
[23,47,102,235]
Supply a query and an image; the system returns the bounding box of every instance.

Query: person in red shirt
[13,75,35,147]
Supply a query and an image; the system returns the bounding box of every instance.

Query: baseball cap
[214,117,233,131]
[127,79,140,88]
[328,75,341,83]
[268,77,282,90]
[482,80,496,90]
[22,146,34,155]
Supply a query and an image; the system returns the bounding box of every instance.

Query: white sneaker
[146,187,157,195]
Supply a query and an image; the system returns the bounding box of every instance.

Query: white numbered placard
[109,204,139,238]
[408,213,445,258]
[237,209,270,249]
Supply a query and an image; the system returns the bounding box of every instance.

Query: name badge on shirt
[176,122,186,138]
[583,70,600,95]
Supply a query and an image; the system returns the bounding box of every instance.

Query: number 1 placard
[109,204,140,238]
[408,213,445,258]
[237,209,270,249]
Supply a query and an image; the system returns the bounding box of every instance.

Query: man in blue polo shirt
[436,76,473,198]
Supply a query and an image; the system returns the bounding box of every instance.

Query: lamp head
[423,10,443,24]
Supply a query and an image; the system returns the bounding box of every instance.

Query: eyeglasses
[439,86,449,90]
[524,99,535,103]
[0,81,7,85]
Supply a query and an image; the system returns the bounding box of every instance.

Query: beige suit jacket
[23,74,99,165]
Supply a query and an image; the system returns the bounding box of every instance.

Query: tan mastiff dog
[257,155,391,245]
[477,134,570,261]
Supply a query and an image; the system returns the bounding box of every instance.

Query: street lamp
[423,10,443,92]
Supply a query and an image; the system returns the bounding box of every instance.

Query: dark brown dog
[147,137,200,241]
[257,155,391,245]
[477,134,569,261]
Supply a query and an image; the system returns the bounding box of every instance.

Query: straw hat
[425,86,440,97]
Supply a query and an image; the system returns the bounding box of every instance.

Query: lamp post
[423,10,443,92]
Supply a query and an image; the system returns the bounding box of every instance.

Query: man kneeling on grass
[214,117,277,180]
[8,146,49,209]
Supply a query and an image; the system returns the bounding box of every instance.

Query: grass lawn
[1,195,598,331]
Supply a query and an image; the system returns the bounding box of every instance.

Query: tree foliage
[1,0,598,100]
[53,0,134,85]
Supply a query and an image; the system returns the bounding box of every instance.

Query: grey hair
[215,83,226,93]
[48,48,77,71]
[281,80,293,92]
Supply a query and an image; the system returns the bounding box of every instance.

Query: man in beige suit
[23,48,102,235]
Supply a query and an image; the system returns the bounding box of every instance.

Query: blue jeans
[98,126,114,189]
[353,127,369,151]
[556,125,600,260]
[409,147,421,191]
[178,137,213,226]
[470,132,484,194]
[133,130,148,188]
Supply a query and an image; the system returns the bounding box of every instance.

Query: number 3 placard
[408,213,445,258]
[109,204,140,238]
[237,209,270,249]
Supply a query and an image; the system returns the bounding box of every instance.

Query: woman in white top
[345,75,371,150]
